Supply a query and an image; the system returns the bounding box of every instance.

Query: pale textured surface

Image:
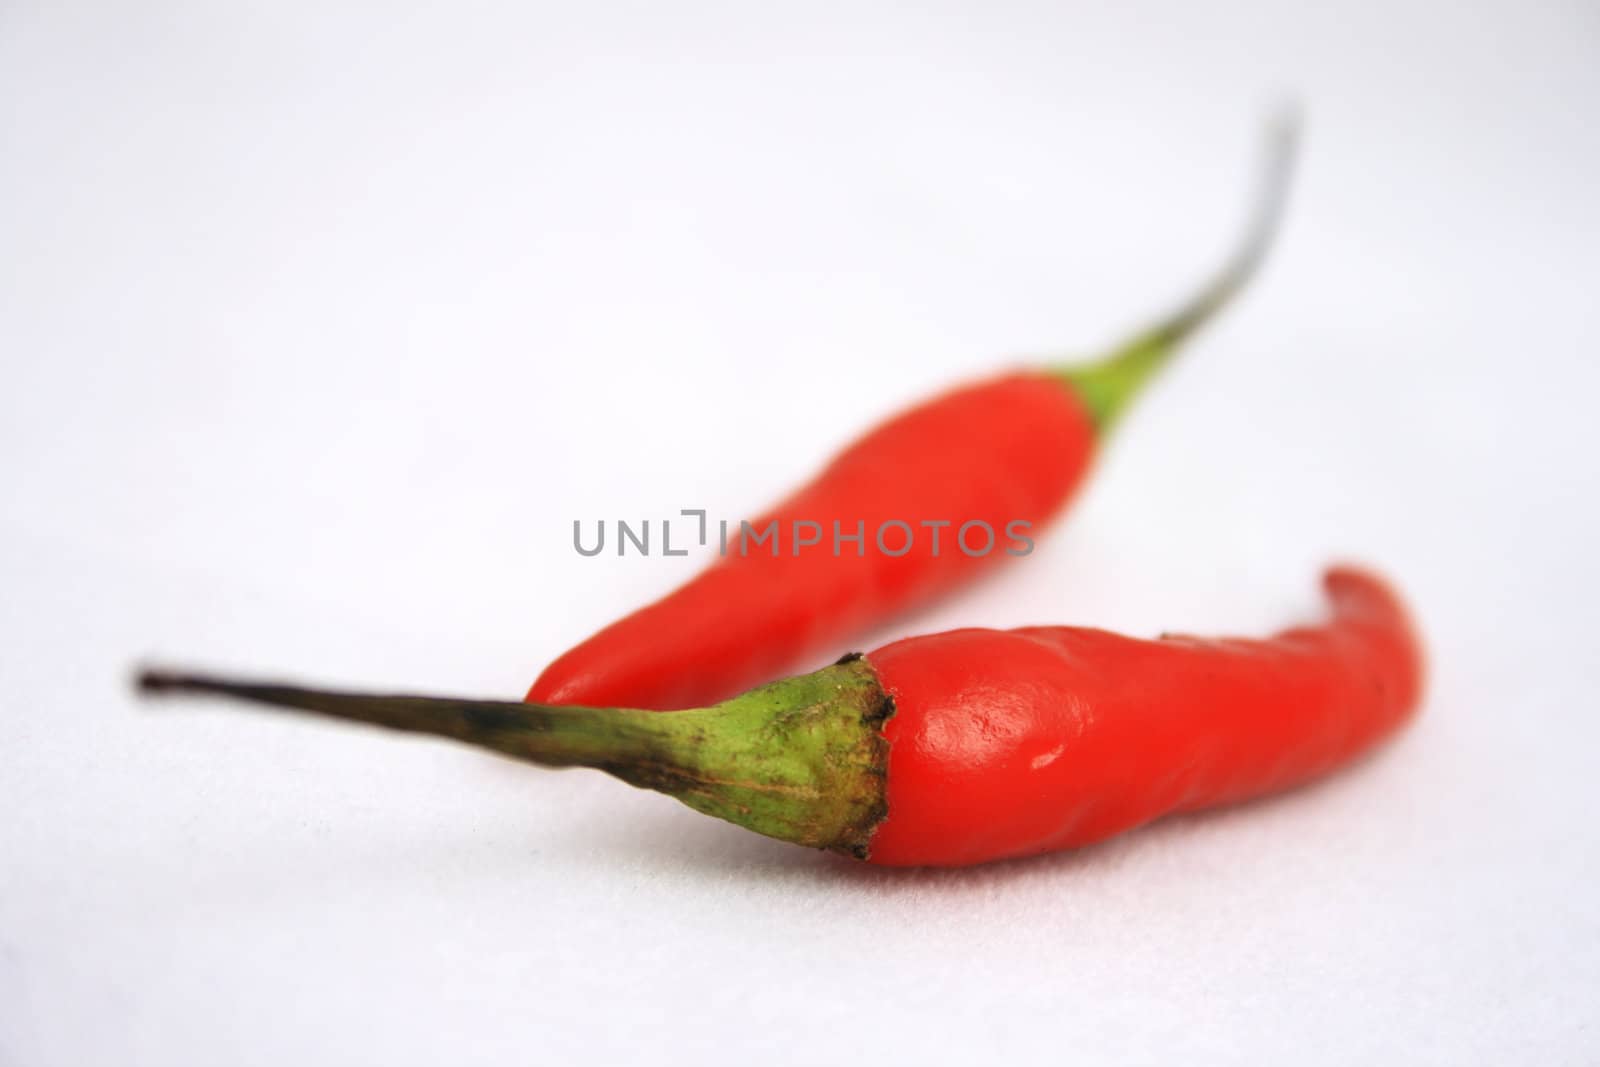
[3,2,1597,1063]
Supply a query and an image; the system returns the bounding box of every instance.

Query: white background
[3,1,1597,1063]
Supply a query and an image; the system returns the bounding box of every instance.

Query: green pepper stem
[139,669,676,769]
[136,661,893,858]
[1057,109,1300,431]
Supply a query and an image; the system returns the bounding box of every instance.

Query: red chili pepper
[139,565,1423,868]
[530,121,1299,712]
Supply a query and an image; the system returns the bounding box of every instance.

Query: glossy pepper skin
[865,566,1424,865]
[529,120,1298,712]
[533,371,1094,710]
[139,566,1422,869]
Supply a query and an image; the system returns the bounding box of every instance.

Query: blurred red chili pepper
[530,119,1298,711]
[140,564,1422,868]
